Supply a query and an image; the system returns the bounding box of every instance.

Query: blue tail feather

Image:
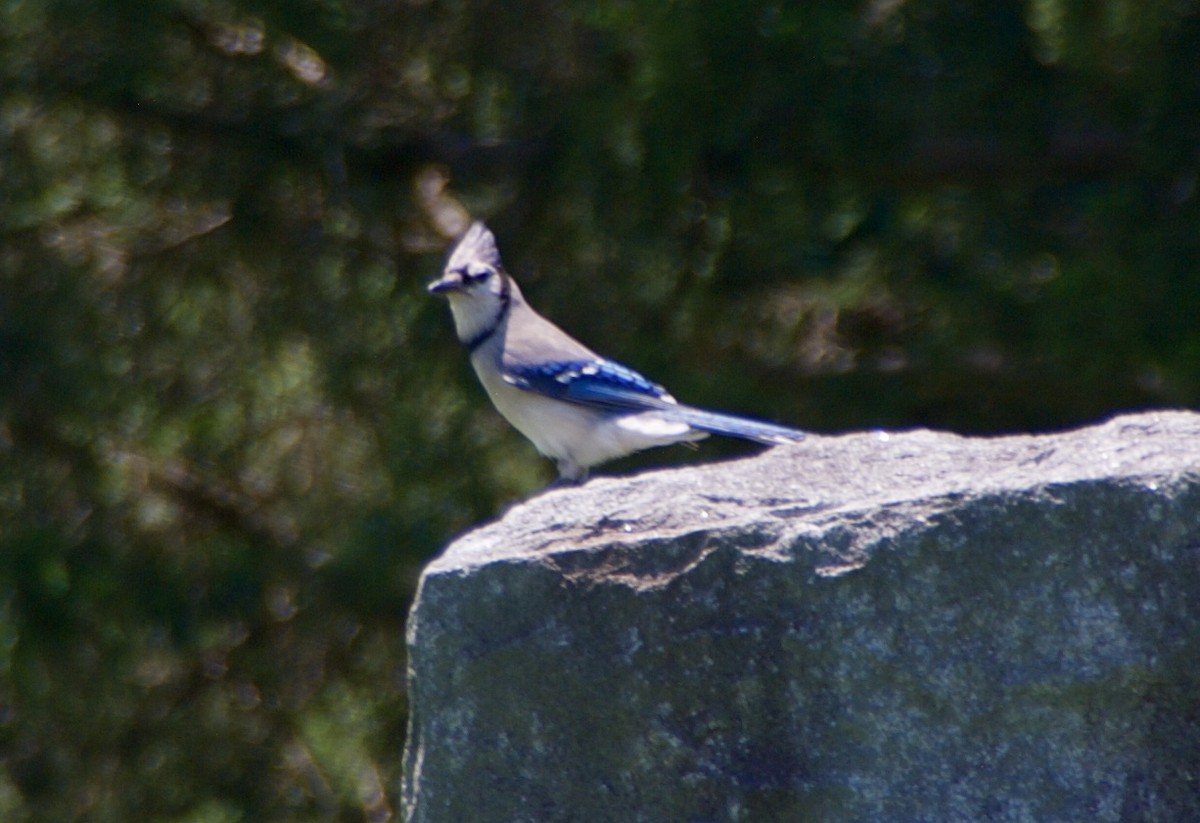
[667,406,806,446]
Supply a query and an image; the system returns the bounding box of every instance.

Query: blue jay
[428,221,805,483]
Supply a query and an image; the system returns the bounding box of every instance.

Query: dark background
[2,1,1198,819]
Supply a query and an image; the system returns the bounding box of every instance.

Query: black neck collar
[464,274,511,354]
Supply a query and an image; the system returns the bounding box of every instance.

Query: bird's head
[429,221,517,344]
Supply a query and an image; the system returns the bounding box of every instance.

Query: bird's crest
[446,221,503,273]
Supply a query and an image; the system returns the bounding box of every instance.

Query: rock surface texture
[402,411,1200,823]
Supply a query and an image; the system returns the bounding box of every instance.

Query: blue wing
[503,359,677,411]
[504,358,807,446]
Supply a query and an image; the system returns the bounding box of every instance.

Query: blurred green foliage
[1,0,1198,819]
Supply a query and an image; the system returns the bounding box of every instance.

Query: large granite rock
[402,411,1200,822]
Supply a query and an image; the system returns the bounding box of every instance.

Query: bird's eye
[463,264,494,283]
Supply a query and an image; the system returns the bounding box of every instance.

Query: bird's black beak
[427,272,463,295]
